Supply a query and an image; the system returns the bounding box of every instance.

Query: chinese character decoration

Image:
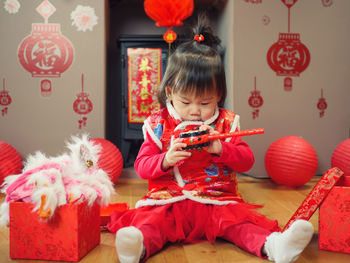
[17,0,74,97]
[267,0,310,91]
[317,89,327,117]
[73,74,93,129]
[248,76,264,119]
[70,5,98,32]
[128,48,161,123]
[0,78,12,116]
[4,0,20,14]
[322,0,333,7]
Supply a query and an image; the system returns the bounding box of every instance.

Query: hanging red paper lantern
[163,29,177,44]
[91,138,124,183]
[0,142,23,185]
[265,136,318,187]
[248,77,263,119]
[331,139,350,177]
[144,0,194,46]
[144,0,194,28]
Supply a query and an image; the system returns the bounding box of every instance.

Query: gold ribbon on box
[127,48,161,123]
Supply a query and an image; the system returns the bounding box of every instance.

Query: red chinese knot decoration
[0,78,12,116]
[73,74,93,129]
[248,77,264,119]
[17,1,74,95]
[267,0,310,90]
[317,89,327,117]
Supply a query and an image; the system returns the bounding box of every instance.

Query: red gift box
[100,202,129,226]
[319,175,350,254]
[9,201,100,261]
[283,167,344,231]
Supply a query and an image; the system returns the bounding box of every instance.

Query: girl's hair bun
[192,13,224,55]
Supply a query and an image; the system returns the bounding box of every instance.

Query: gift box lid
[100,202,129,226]
[283,167,344,231]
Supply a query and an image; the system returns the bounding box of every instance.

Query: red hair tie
[194,34,204,42]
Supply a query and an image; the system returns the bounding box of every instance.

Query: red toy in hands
[179,128,264,150]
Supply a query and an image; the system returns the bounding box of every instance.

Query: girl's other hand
[199,125,222,156]
[162,137,192,171]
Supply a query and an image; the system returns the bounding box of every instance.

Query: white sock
[264,220,314,263]
[115,226,144,263]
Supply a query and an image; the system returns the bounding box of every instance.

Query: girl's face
[166,87,220,122]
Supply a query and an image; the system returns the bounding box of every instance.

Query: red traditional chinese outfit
[108,102,280,261]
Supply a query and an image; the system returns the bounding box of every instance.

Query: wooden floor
[1,169,350,263]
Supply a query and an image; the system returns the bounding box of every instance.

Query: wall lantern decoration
[17,0,74,96]
[0,78,12,116]
[317,88,327,118]
[73,74,93,129]
[267,0,310,91]
[248,76,264,119]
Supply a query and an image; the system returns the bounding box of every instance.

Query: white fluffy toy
[0,134,115,226]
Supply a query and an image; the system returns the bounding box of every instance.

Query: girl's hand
[162,137,192,171]
[199,125,222,156]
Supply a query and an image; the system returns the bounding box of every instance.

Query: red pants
[108,200,280,261]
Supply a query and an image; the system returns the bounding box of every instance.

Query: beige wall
[232,0,350,177]
[0,0,106,158]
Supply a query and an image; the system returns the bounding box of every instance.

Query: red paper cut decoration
[73,74,93,129]
[40,79,52,97]
[128,48,161,123]
[243,0,262,4]
[262,15,271,26]
[267,0,310,90]
[17,0,74,95]
[322,0,333,7]
[317,88,327,117]
[248,76,264,119]
[284,76,292,91]
[144,0,193,51]
[0,78,12,116]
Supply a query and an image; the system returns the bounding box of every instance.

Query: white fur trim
[166,100,181,121]
[143,119,162,150]
[135,191,239,208]
[135,195,187,208]
[173,166,185,187]
[225,114,240,142]
[182,190,238,205]
[204,106,219,125]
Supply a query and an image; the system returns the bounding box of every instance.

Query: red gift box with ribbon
[9,201,100,261]
[319,175,350,254]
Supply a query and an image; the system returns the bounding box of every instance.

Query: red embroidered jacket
[134,102,255,207]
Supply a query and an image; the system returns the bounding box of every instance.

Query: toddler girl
[108,14,314,263]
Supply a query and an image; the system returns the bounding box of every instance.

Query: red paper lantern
[0,142,23,185]
[144,0,194,28]
[265,136,318,187]
[331,139,350,177]
[144,0,193,46]
[91,138,123,183]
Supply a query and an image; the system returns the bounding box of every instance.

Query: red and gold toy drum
[331,138,350,177]
[91,138,123,183]
[0,142,22,185]
[265,136,318,187]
